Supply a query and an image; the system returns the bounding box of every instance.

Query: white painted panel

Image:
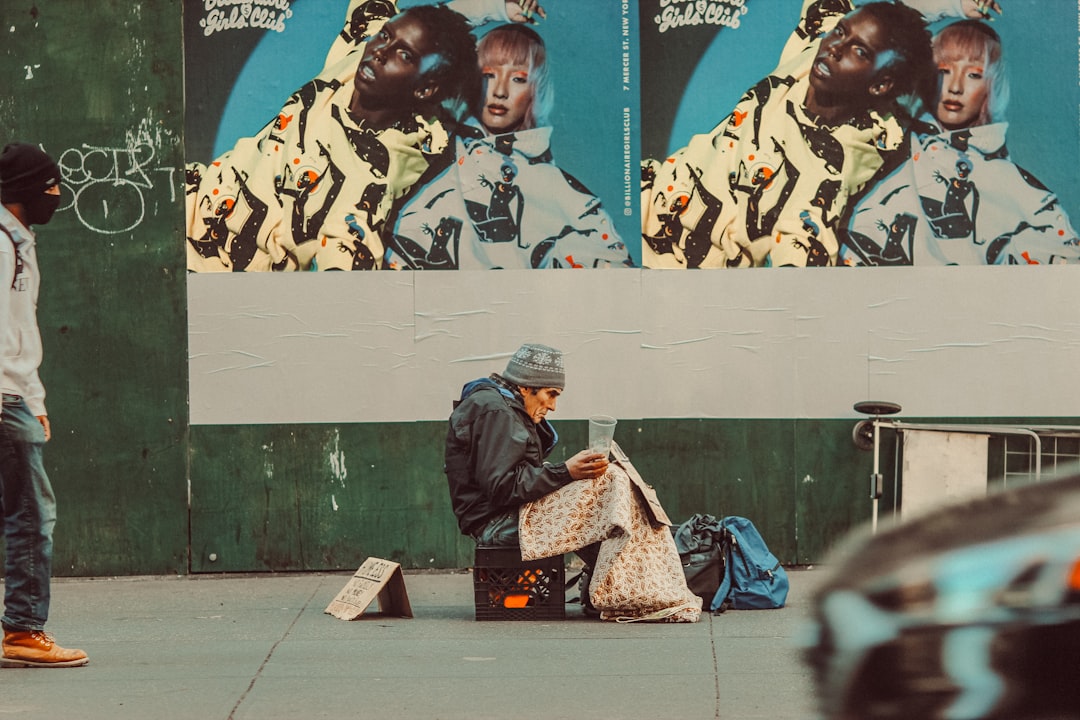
[901,429,989,519]
[639,270,800,418]
[868,266,1080,417]
[188,272,422,424]
[188,266,1080,425]
[411,269,646,421]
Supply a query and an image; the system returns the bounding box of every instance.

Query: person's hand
[961,0,1001,19]
[36,415,50,441]
[566,450,608,480]
[505,0,545,24]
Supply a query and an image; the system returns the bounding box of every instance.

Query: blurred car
[802,470,1080,720]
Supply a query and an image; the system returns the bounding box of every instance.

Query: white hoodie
[0,204,46,417]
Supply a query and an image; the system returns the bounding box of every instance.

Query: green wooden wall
[0,1,189,575]
[186,417,1076,573]
[187,419,888,572]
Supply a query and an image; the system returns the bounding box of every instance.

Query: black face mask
[23,192,60,226]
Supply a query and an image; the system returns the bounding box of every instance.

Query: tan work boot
[2,629,88,668]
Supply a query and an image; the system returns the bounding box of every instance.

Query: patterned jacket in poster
[640,0,964,269]
[388,126,633,269]
[184,0,506,272]
[840,119,1080,265]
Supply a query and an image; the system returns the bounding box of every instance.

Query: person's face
[809,10,896,104]
[25,183,61,226]
[521,387,560,424]
[480,61,533,134]
[353,14,442,112]
[935,51,989,130]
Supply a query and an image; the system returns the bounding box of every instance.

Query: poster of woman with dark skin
[182,0,637,271]
[638,0,1078,268]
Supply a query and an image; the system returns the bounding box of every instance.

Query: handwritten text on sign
[325,557,413,620]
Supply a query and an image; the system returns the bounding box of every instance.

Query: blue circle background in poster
[666,0,1079,223]
[213,1,339,159]
[214,0,641,266]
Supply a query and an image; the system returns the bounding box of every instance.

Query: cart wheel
[852,420,876,451]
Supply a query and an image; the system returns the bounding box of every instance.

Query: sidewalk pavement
[1,567,824,720]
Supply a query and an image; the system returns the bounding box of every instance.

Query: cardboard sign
[325,557,413,620]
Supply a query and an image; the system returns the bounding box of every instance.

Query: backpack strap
[710,531,734,613]
[0,223,16,290]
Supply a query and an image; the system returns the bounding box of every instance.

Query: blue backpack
[711,516,789,611]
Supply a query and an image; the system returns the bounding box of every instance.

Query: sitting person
[444,343,607,553]
[388,23,633,269]
[841,19,1079,265]
[185,0,522,272]
[445,343,700,621]
[640,0,995,268]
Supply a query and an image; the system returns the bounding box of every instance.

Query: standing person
[640,0,997,269]
[388,23,632,269]
[0,142,88,668]
[841,19,1078,265]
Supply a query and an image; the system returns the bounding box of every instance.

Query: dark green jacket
[444,374,572,536]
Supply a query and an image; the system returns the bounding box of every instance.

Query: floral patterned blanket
[518,458,701,623]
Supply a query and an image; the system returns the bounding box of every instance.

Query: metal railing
[854,401,1080,531]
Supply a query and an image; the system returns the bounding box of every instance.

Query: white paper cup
[588,415,618,455]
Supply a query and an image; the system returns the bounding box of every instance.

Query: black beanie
[0,143,62,204]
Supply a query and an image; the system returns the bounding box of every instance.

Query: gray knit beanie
[503,343,565,389]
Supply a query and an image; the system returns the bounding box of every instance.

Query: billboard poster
[639,0,1080,268]
[183,0,1080,426]
[183,0,639,271]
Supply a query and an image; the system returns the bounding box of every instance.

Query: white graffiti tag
[57,131,179,235]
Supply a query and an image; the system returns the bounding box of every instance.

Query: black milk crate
[473,546,566,621]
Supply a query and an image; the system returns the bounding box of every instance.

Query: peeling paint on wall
[328,430,347,490]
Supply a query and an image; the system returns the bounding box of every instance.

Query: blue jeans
[0,395,55,632]
[473,510,521,547]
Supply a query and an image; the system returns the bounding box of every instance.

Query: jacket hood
[458,375,559,453]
